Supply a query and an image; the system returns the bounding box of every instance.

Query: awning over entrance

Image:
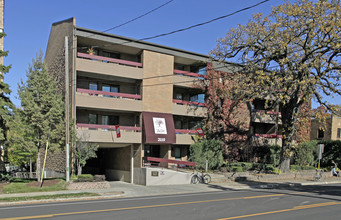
[142,112,176,144]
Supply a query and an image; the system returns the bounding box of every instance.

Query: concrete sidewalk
[1,175,341,205]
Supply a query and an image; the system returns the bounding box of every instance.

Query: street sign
[317,144,324,160]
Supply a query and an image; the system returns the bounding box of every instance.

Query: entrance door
[144,145,160,158]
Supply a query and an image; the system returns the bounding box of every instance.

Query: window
[317,128,324,139]
[337,128,341,139]
[190,94,205,103]
[101,115,119,130]
[102,115,109,131]
[89,82,98,91]
[88,114,97,130]
[175,93,183,100]
[135,115,140,127]
[88,114,97,124]
[171,146,182,160]
[175,120,182,129]
[102,51,120,59]
[102,85,119,97]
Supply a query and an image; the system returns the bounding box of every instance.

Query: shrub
[252,145,281,167]
[231,166,244,172]
[189,139,223,170]
[293,140,318,166]
[319,140,341,167]
[0,172,12,182]
[76,174,94,182]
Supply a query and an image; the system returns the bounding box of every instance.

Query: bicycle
[191,170,211,184]
[314,169,323,181]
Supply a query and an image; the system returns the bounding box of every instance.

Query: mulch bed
[26,179,61,187]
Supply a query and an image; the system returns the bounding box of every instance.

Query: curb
[0,192,124,206]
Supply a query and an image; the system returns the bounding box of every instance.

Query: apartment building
[45,18,208,182]
[311,114,341,141]
[250,99,282,147]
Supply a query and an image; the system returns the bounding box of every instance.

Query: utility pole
[65,36,70,182]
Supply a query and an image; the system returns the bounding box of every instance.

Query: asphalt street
[1,185,341,220]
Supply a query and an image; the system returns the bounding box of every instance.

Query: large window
[337,128,341,139]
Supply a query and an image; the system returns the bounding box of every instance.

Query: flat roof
[75,26,210,62]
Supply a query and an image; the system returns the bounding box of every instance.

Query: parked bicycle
[191,170,211,184]
[314,169,323,181]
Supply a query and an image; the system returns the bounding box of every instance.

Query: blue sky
[4,0,339,108]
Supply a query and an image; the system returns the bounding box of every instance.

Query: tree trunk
[77,163,82,176]
[279,155,291,173]
[29,156,33,179]
[0,145,5,172]
[36,149,41,182]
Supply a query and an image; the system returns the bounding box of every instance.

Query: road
[1,185,341,220]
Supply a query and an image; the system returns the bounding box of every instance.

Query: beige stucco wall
[142,50,174,113]
[311,117,332,140]
[331,115,341,140]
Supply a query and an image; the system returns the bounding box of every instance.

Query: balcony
[173,69,207,87]
[175,129,197,145]
[251,134,283,146]
[76,89,142,112]
[77,123,141,144]
[172,99,207,117]
[76,52,143,80]
[251,109,281,124]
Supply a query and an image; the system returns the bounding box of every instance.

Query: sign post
[317,144,324,169]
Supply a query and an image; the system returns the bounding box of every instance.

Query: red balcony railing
[77,88,142,100]
[254,134,283,138]
[252,109,281,116]
[77,123,141,131]
[175,129,197,134]
[173,99,206,107]
[77,52,142,68]
[174,69,207,79]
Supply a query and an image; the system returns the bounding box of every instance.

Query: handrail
[77,88,142,100]
[175,129,197,134]
[173,99,206,107]
[252,109,281,116]
[146,156,196,167]
[77,123,141,131]
[77,52,142,68]
[255,134,283,138]
[174,69,207,79]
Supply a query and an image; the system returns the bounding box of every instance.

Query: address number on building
[158,138,165,142]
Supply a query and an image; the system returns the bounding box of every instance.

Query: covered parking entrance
[83,143,142,182]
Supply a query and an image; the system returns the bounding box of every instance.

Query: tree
[197,63,249,161]
[210,0,341,172]
[6,107,37,176]
[74,132,98,175]
[18,52,65,181]
[0,32,13,172]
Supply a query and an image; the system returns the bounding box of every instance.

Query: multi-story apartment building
[45,18,208,183]
[311,114,341,141]
[250,99,282,147]
[45,18,300,182]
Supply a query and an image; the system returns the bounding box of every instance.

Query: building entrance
[144,145,160,158]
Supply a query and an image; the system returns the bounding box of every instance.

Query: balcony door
[102,84,119,97]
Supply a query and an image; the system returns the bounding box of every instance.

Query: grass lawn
[2,179,67,194]
[0,192,100,202]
